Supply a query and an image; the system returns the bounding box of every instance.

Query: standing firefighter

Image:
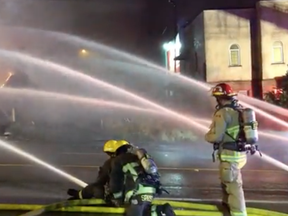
[205,83,260,216]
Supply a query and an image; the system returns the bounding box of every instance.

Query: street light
[79,49,89,57]
[168,0,178,72]
[162,38,181,72]
[162,40,181,52]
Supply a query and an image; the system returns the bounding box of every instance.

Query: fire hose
[0,199,286,216]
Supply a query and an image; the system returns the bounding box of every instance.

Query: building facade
[180,0,288,98]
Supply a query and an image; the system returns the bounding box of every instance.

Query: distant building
[179,0,288,98]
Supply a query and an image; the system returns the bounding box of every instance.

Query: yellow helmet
[116,140,130,150]
[103,140,118,153]
[103,139,130,153]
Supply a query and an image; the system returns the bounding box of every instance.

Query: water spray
[257,152,288,172]
[0,88,166,115]
[62,36,288,130]
[239,94,288,117]
[241,101,288,128]
[36,32,288,172]
[12,87,285,146]
[0,50,207,132]
[195,117,288,142]
[9,28,288,132]
[258,131,288,142]
[0,50,286,140]
[0,50,287,174]
[190,118,288,172]
[80,39,288,130]
[0,139,88,187]
[5,88,286,145]
[172,75,288,130]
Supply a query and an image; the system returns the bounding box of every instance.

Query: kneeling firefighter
[109,142,175,216]
[205,83,260,216]
[67,139,126,201]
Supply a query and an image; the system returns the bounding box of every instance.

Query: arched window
[229,44,241,66]
[272,41,284,63]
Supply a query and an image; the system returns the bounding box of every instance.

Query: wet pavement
[2,202,288,216]
[0,139,288,209]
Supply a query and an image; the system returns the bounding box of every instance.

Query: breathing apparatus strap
[212,103,261,160]
[212,103,245,162]
[212,143,219,162]
[220,103,246,142]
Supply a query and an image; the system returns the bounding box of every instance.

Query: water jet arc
[0,50,287,173]
[0,49,207,132]
[0,88,165,114]
[0,139,88,187]
[8,27,287,130]
[193,117,288,142]
[5,88,285,144]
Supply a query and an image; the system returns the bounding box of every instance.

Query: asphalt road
[2,201,288,216]
[0,136,288,207]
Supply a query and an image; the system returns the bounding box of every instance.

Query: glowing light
[79,49,88,56]
[163,34,181,72]
[162,41,181,51]
[163,34,181,51]
[1,72,13,88]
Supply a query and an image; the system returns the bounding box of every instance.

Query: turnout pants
[125,185,175,216]
[219,149,247,216]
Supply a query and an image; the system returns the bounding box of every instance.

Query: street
[0,138,287,205]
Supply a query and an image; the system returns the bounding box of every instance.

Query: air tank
[242,108,258,144]
[135,148,158,175]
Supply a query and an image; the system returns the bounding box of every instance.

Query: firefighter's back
[219,107,247,167]
[112,152,143,192]
[220,107,240,143]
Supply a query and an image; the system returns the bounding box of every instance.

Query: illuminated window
[229,44,241,66]
[272,41,284,63]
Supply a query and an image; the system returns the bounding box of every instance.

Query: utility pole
[168,0,178,73]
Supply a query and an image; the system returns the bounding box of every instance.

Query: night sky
[0,0,259,64]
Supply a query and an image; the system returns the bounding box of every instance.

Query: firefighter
[67,139,125,201]
[109,142,175,216]
[205,83,256,216]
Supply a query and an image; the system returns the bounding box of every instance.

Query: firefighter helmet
[103,140,118,153]
[211,83,237,97]
[103,139,130,153]
[115,140,130,151]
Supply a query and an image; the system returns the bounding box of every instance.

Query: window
[272,41,284,63]
[229,44,241,66]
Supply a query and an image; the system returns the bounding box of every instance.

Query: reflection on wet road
[0,140,287,203]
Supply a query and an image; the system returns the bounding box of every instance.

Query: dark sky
[0,0,259,64]
[147,0,259,41]
[142,0,259,62]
